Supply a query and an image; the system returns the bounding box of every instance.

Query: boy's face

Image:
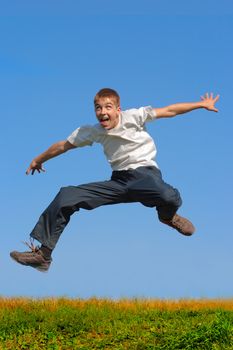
[95,97,121,130]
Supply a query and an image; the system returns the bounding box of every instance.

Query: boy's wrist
[198,101,207,109]
[33,157,43,165]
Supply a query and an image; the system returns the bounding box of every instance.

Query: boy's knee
[160,187,182,207]
[55,186,74,206]
[58,186,76,197]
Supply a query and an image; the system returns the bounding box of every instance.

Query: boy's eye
[95,104,113,112]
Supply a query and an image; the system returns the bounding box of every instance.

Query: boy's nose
[101,108,107,115]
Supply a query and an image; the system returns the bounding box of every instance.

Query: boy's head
[94,88,121,130]
[94,88,120,107]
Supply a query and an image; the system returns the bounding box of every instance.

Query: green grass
[0,298,232,349]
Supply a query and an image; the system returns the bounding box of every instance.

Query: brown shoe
[10,241,52,272]
[159,214,195,236]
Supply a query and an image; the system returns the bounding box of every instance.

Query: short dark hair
[94,88,120,106]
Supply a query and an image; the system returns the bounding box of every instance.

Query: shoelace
[22,238,40,253]
[171,215,182,229]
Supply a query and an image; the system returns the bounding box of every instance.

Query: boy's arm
[154,93,219,119]
[26,140,76,175]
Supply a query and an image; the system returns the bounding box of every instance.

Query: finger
[209,106,218,112]
[201,95,205,100]
[205,92,209,99]
[26,167,31,175]
[210,92,213,99]
[214,94,220,102]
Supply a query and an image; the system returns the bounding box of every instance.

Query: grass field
[0,298,232,349]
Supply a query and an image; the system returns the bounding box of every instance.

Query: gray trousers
[30,166,182,250]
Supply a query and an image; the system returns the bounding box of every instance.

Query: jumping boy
[10,88,219,272]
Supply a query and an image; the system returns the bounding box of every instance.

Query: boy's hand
[201,93,220,112]
[26,160,45,175]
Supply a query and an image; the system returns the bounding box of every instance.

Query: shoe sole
[177,230,195,236]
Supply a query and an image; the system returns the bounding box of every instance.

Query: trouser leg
[155,184,182,220]
[30,167,182,249]
[126,166,182,220]
[30,179,127,250]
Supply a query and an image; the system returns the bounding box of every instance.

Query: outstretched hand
[201,93,220,112]
[26,160,45,175]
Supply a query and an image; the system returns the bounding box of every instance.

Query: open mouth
[100,115,110,122]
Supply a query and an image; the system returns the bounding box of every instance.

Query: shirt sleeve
[144,106,157,121]
[67,125,94,147]
[136,106,157,126]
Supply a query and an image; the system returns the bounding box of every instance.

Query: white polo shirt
[67,106,158,171]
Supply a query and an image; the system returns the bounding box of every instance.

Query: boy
[10,88,219,272]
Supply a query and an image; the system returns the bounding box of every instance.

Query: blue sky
[1,1,233,299]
